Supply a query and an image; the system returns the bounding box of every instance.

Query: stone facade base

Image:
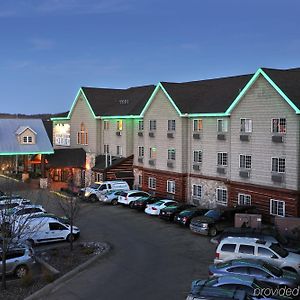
[39,178,48,189]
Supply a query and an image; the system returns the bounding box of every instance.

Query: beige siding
[142,89,183,173]
[230,76,299,190]
[19,128,36,144]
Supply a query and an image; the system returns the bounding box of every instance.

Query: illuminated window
[272,157,285,173]
[272,118,286,133]
[193,119,203,131]
[240,119,252,133]
[149,147,157,159]
[117,120,123,131]
[77,123,88,145]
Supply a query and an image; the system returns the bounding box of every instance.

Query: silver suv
[0,243,35,278]
[215,237,300,274]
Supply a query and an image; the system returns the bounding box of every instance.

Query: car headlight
[202,223,208,228]
[85,191,90,197]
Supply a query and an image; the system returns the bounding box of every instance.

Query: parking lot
[0,178,215,300]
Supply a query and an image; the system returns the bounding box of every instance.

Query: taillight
[183,217,187,223]
[215,252,220,259]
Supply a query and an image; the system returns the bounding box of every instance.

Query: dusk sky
[0,0,299,114]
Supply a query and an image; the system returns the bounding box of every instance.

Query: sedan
[132,196,162,211]
[159,204,196,221]
[144,200,178,216]
[209,259,300,288]
[99,190,126,205]
[174,208,208,226]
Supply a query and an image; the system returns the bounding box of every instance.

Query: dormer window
[23,136,32,144]
[15,126,36,145]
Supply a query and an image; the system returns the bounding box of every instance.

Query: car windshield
[154,201,164,206]
[263,262,282,277]
[180,209,195,216]
[204,210,221,220]
[90,183,100,189]
[270,243,289,258]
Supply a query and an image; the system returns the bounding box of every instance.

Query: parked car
[186,286,250,300]
[132,196,162,211]
[145,200,178,216]
[0,195,22,201]
[20,216,80,245]
[118,190,150,207]
[0,243,35,278]
[80,181,130,202]
[0,198,31,211]
[99,190,127,205]
[28,213,70,225]
[189,206,257,237]
[191,275,292,300]
[174,208,209,226]
[159,204,196,221]
[209,258,300,287]
[215,237,300,274]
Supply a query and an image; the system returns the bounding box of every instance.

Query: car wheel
[89,195,98,203]
[111,199,118,206]
[129,202,135,209]
[67,234,75,243]
[209,227,217,237]
[15,265,29,278]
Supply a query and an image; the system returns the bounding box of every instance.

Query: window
[272,158,285,173]
[138,146,144,157]
[240,119,252,133]
[77,123,88,145]
[257,247,275,258]
[168,149,176,160]
[217,152,228,166]
[49,223,67,231]
[149,147,157,159]
[117,120,123,131]
[193,151,202,163]
[95,172,102,182]
[168,120,176,131]
[272,118,286,133]
[228,267,248,275]
[239,155,252,169]
[149,120,156,131]
[193,119,203,131]
[167,180,176,194]
[238,193,252,206]
[192,185,202,199]
[103,120,109,130]
[104,144,109,154]
[138,175,142,186]
[216,188,227,205]
[138,120,144,131]
[239,245,254,255]
[23,136,33,143]
[217,119,228,133]
[148,177,156,189]
[270,199,285,217]
[116,145,122,156]
[221,244,236,252]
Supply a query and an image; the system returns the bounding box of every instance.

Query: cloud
[30,38,55,50]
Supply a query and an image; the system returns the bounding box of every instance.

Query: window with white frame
[167,180,176,194]
[217,152,228,166]
[138,120,144,131]
[148,177,156,189]
[168,149,176,160]
[138,146,144,157]
[240,118,252,133]
[168,120,176,131]
[238,193,252,206]
[103,120,109,130]
[270,199,285,217]
[217,119,228,133]
[104,144,109,154]
[116,145,122,156]
[272,157,285,173]
[193,119,203,131]
[239,154,252,169]
[149,120,157,131]
[193,150,202,163]
[192,185,202,199]
[216,188,228,205]
[23,136,33,144]
[117,120,123,131]
[272,118,286,134]
[149,147,157,159]
[138,174,143,186]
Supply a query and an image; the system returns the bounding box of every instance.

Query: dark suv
[189,206,257,237]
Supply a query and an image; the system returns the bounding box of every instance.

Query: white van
[18,216,80,245]
[81,181,130,202]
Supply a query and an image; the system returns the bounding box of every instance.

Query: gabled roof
[81,85,156,117]
[161,74,253,114]
[46,148,86,168]
[0,119,53,155]
[15,126,37,136]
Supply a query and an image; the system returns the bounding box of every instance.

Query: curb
[24,242,110,300]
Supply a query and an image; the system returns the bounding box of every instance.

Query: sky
[0,0,299,114]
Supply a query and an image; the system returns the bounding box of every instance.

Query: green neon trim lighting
[51,117,70,121]
[226,68,300,115]
[100,115,141,119]
[0,151,54,156]
[187,113,229,117]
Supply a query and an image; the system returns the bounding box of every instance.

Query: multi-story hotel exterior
[51,67,300,218]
